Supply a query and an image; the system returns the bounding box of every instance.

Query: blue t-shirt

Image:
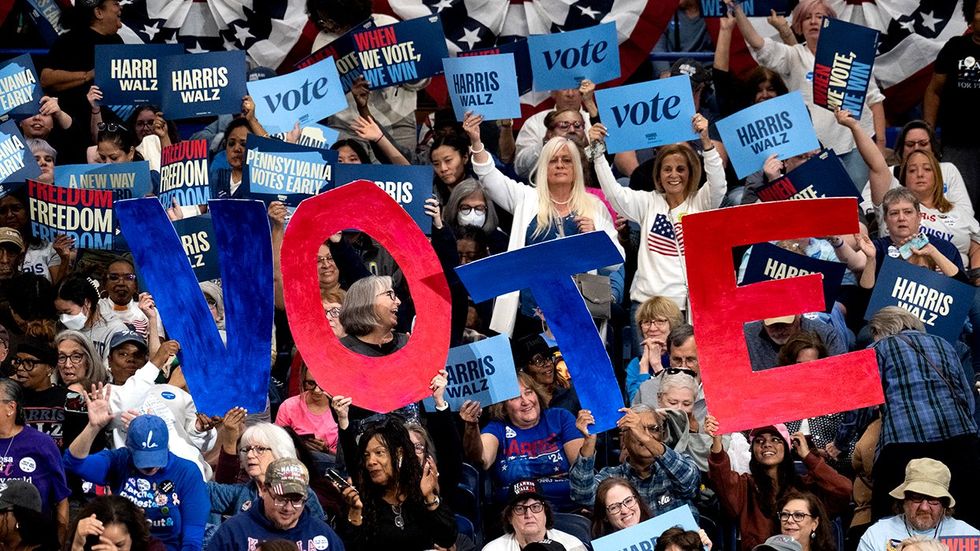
[482,407,581,511]
[520,214,582,316]
[64,449,209,551]
[872,235,965,279]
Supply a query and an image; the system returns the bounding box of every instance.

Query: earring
[810,532,815,540]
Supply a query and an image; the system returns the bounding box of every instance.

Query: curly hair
[67,495,153,551]
[353,416,426,527]
[776,490,837,551]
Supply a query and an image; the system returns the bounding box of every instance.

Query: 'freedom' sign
[28,180,113,249]
[0,55,41,118]
[528,21,621,92]
[94,44,183,106]
[352,16,449,88]
[159,139,210,208]
[421,334,520,411]
[443,54,522,121]
[812,18,878,118]
[715,91,820,179]
[866,257,974,343]
[247,56,347,135]
[595,75,697,154]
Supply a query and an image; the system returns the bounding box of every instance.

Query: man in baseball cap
[209,457,344,550]
[0,227,25,281]
[858,459,980,551]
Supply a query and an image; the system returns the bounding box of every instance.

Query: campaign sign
[595,75,697,154]
[247,57,347,134]
[352,16,450,88]
[941,538,980,551]
[421,334,520,412]
[159,139,210,208]
[23,0,63,46]
[0,120,40,184]
[593,505,699,551]
[297,123,340,150]
[295,18,375,93]
[865,257,974,343]
[54,162,151,201]
[443,54,522,121]
[0,55,41,118]
[94,44,184,106]
[812,18,878,119]
[172,214,220,282]
[160,51,248,119]
[459,39,533,95]
[716,91,820,179]
[335,164,432,232]
[701,0,789,16]
[27,180,112,249]
[528,22,621,92]
[246,135,337,207]
[742,242,846,312]
[756,149,859,202]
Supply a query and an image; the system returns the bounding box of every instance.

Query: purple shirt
[0,425,69,514]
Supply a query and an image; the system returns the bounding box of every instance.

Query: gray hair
[895,537,949,551]
[882,187,921,214]
[339,275,392,336]
[869,306,925,340]
[667,324,695,352]
[54,330,108,385]
[239,423,296,471]
[26,138,56,160]
[659,373,698,399]
[443,178,498,234]
[630,403,654,414]
[0,379,23,425]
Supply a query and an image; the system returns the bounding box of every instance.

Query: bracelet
[373,135,382,144]
[830,238,844,248]
[496,120,512,128]
[468,143,485,154]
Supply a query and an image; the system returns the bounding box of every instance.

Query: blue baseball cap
[126,415,169,469]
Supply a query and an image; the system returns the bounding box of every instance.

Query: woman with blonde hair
[625,296,684,398]
[462,112,623,338]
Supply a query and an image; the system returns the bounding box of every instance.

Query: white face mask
[60,311,87,330]
[457,210,486,228]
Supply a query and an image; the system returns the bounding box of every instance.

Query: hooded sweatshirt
[206,497,345,551]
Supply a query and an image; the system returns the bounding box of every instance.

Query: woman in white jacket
[588,114,726,322]
[462,113,624,337]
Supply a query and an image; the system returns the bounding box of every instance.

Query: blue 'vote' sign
[528,21,621,91]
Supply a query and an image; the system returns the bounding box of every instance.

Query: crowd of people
[0,0,979,550]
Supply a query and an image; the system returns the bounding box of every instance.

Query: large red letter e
[683,198,883,433]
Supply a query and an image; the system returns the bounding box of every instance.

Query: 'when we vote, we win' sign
[351,16,449,88]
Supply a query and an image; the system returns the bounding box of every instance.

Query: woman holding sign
[588,114,724,323]
[462,112,623,337]
[726,0,886,188]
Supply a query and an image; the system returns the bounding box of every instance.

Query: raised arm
[923,72,946,129]
[714,11,736,72]
[835,109,890,206]
[727,0,765,50]
[351,115,410,165]
[459,400,498,470]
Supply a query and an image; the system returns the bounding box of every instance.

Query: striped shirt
[874,330,977,446]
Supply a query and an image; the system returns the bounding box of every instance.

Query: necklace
[903,514,942,539]
[550,196,571,206]
[0,429,18,472]
[391,503,404,529]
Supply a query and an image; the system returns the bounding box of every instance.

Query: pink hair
[789,0,838,37]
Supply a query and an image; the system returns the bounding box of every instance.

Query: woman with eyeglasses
[275,364,338,460]
[440,178,508,252]
[705,417,852,551]
[460,371,585,512]
[588,114,723,337]
[11,339,71,448]
[0,378,70,543]
[626,296,684,400]
[483,482,587,551]
[337,416,457,551]
[55,274,129,361]
[338,275,405,357]
[463,112,623,338]
[209,419,327,523]
[776,490,837,551]
[54,330,108,387]
[590,477,654,538]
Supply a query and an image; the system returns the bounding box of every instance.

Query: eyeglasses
[669,356,699,368]
[527,354,554,368]
[302,380,319,390]
[512,502,545,516]
[271,495,306,509]
[11,357,45,371]
[57,353,85,366]
[325,307,341,319]
[458,205,487,215]
[904,139,930,149]
[135,120,156,129]
[665,367,698,377]
[97,122,128,133]
[107,273,136,282]
[606,495,638,515]
[553,120,584,131]
[778,511,814,522]
[239,445,272,457]
[906,494,942,506]
[640,318,670,329]
[378,289,397,301]
[316,255,335,265]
